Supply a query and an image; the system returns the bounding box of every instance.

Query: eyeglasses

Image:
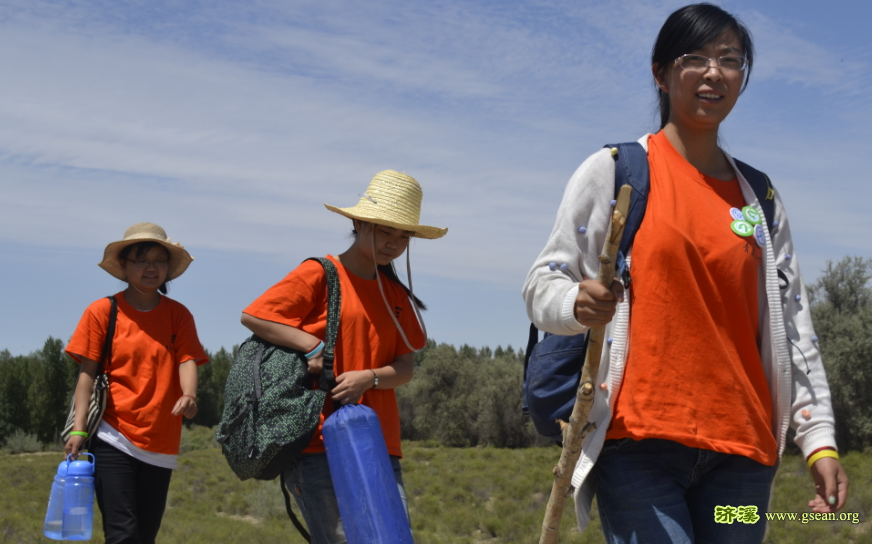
[674,54,749,73]
[126,259,169,269]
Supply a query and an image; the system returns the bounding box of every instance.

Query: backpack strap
[605,142,650,287]
[303,258,342,393]
[734,159,776,230]
[523,144,649,400]
[280,472,312,542]
[605,142,650,254]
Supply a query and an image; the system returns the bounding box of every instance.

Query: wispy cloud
[1,0,870,352]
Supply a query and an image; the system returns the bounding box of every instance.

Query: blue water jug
[43,458,69,540]
[62,453,95,541]
[322,404,413,544]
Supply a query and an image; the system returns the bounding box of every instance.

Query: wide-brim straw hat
[324,170,447,239]
[99,222,194,281]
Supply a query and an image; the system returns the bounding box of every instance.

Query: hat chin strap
[371,229,427,353]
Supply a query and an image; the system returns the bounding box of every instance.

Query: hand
[307,353,324,375]
[574,279,624,328]
[172,395,198,419]
[808,457,849,513]
[332,370,375,405]
[64,435,87,458]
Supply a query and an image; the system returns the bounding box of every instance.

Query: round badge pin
[741,206,762,225]
[731,220,754,237]
[729,207,745,221]
[754,224,766,247]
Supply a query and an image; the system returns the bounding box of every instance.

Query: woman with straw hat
[241,169,446,543]
[64,222,209,544]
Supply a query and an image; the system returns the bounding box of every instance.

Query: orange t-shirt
[605,131,777,466]
[66,293,209,455]
[243,255,425,458]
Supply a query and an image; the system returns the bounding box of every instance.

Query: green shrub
[398,344,544,448]
[3,430,42,454]
[810,256,872,451]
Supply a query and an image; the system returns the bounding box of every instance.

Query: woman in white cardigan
[523,4,848,543]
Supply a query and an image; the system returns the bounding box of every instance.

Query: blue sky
[2,0,871,355]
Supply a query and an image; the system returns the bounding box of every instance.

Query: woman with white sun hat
[64,222,209,544]
[241,169,446,543]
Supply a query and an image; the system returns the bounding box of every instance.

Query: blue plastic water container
[62,452,95,541]
[43,458,69,540]
[322,404,413,544]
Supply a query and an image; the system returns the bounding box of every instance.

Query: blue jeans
[284,454,409,544]
[591,438,777,544]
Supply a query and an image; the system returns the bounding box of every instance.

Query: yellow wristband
[807,449,839,469]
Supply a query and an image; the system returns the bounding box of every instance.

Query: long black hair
[351,223,426,310]
[652,3,755,129]
[378,262,426,311]
[118,241,171,294]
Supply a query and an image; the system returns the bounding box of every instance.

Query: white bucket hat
[99,222,193,281]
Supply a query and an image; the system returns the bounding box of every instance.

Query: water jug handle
[66,452,95,464]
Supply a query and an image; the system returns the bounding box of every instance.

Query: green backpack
[216,257,340,481]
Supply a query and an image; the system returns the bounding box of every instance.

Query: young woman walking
[241,170,446,543]
[523,4,848,543]
[65,222,208,544]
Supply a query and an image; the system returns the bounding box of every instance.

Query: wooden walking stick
[538,185,632,544]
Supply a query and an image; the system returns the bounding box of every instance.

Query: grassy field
[1,426,869,543]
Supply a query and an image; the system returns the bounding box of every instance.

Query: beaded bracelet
[69,431,89,438]
[807,449,839,469]
[305,341,325,360]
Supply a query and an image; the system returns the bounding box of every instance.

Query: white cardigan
[522,135,837,530]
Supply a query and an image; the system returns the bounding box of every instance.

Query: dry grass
[1,426,868,543]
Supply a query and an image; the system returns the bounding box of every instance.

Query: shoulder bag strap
[98,296,118,377]
[303,258,341,392]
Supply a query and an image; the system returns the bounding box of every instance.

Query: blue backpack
[522,142,776,442]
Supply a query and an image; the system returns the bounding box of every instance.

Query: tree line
[0,335,537,449]
[0,341,235,448]
[2,254,872,452]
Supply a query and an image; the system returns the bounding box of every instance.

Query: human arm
[64,357,100,457]
[331,352,414,405]
[240,313,325,374]
[762,189,847,511]
[172,360,199,418]
[522,144,640,334]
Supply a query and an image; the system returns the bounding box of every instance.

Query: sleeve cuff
[562,285,589,335]
[797,426,838,459]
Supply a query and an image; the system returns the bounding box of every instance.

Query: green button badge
[741,206,761,225]
[731,220,754,237]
